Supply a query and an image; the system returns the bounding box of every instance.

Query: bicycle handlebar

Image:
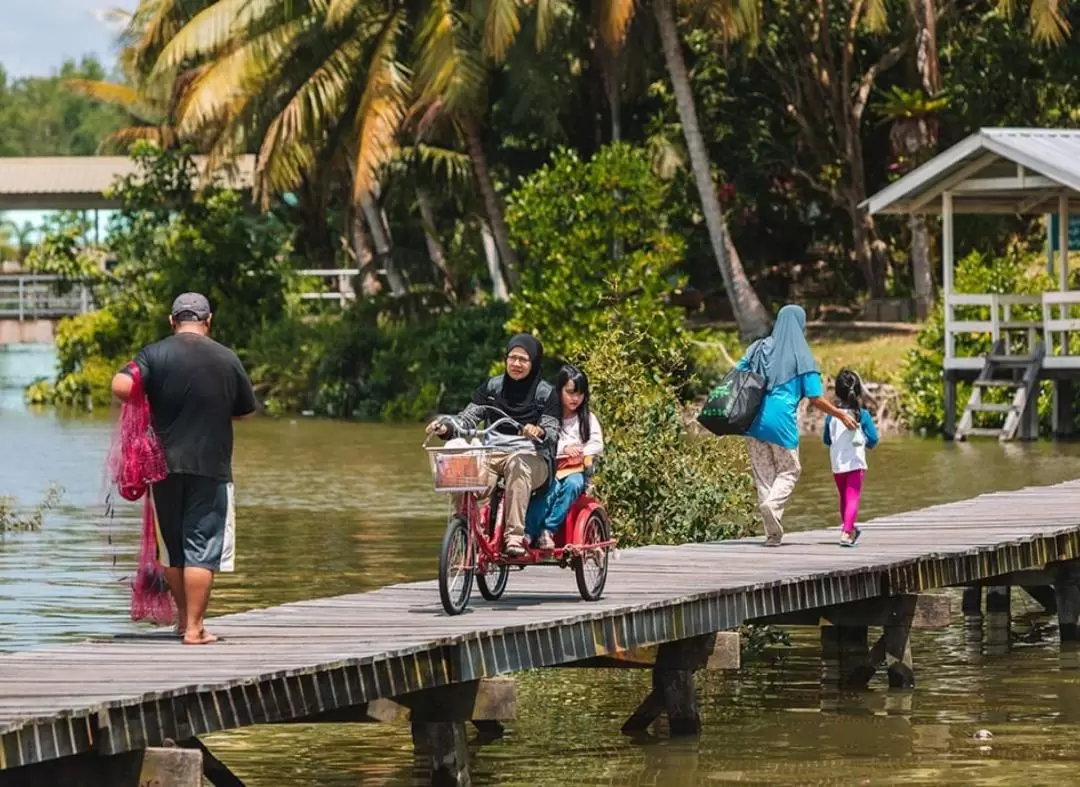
[424,407,532,446]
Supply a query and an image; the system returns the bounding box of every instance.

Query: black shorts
[150,473,236,572]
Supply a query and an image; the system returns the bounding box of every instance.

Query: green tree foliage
[581,323,755,546]
[505,143,686,362]
[29,144,295,408]
[0,58,127,156]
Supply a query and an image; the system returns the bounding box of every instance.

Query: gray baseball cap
[171,292,212,319]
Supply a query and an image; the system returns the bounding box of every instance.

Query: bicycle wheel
[439,515,474,615]
[477,562,509,600]
[575,510,610,602]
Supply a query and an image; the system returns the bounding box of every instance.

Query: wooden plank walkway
[2,478,1080,770]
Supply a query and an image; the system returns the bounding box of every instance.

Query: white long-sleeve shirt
[557,412,604,457]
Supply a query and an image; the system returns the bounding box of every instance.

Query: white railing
[945,291,1080,370]
[0,275,91,320]
[296,268,359,307]
[945,294,1042,368]
[1042,291,1080,360]
[0,269,359,321]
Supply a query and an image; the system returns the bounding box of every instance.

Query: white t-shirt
[828,416,868,473]
[557,412,604,457]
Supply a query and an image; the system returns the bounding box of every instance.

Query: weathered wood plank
[0,478,1078,770]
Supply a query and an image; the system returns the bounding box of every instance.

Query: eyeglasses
[507,354,531,364]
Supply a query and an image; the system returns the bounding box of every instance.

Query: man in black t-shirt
[111,292,256,645]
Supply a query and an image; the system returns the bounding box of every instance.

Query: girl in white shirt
[822,369,879,547]
[528,364,604,550]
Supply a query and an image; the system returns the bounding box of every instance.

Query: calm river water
[4,345,1080,786]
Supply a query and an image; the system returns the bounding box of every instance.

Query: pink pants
[833,469,865,534]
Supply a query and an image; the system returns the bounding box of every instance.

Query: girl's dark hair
[834,369,864,412]
[555,364,591,442]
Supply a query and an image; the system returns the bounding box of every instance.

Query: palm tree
[592,0,771,338]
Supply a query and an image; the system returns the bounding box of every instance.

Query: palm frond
[352,7,410,199]
[326,0,364,27]
[414,0,487,115]
[1027,0,1070,44]
[395,144,473,185]
[484,0,523,62]
[66,79,168,126]
[698,0,762,46]
[98,126,177,154]
[863,0,889,33]
[595,0,636,50]
[153,0,280,74]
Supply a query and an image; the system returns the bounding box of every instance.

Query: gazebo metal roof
[862,128,1080,216]
[0,155,256,210]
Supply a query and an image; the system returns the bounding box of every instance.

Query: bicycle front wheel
[439,514,474,615]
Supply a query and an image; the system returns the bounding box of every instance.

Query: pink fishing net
[106,362,174,626]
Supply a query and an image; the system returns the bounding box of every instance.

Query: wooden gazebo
[863,128,1080,441]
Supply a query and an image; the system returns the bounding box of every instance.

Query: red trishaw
[425,414,615,615]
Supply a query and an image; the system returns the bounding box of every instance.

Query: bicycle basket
[426,445,490,492]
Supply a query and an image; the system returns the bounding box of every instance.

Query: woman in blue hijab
[736,305,857,546]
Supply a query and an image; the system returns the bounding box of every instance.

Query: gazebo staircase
[956,339,1045,442]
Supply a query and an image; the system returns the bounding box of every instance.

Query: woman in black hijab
[427,333,559,555]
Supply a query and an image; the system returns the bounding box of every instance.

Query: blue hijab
[749,305,818,390]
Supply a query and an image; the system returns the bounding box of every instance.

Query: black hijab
[474,333,547,425]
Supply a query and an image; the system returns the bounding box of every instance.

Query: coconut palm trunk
[480,221,510,301]
[358,192,408,297]
[461,116,519,292]
[652,0,770,338]
[416,187,456,300]
[910,0,940,315]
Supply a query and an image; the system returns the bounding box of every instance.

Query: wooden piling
[985,586,1012,655]
[0,747,202,787]
[622,635,713,736]
[1053,380,1076,439]
[412,722,470,787]
[1055,563,1080,646]
[962,586,984,650]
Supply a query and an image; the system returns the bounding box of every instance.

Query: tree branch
[790,165,841,202]
[852,42,908,121]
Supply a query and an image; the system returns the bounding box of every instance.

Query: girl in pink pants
[822,370,879,547]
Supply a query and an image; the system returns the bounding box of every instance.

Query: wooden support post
[1021,388,1039,441]
[1054,380,1076,439]
[176,738,245,787]
[1055,563,1080,646]
[943,373,957,440]
[827,596,920,690]
[621,635,712,737]
[820,625,868,687]
[411,722,470,787]
[985,586,1011,655]
[1021,585,1058,615]
[0,747,202,787]
[962,586,983,650]
[883,624,915,689]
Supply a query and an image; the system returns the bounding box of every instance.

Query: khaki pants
[745,438,801,541]
[454,451,549,543]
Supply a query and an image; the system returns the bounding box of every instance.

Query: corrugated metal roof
[862,128,1080,215]
[0,155,256,210]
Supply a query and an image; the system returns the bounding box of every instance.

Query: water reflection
[4,345,1080,784]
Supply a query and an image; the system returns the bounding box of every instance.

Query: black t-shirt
[122,333,256,481]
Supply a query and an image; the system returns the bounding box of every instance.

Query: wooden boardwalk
[3,478,1080,772]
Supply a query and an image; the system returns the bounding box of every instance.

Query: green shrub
[581,324,755,546]
[28,144,297,410]
[506,143,686,364]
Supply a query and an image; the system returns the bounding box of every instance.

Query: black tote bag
[696,343,767,437]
